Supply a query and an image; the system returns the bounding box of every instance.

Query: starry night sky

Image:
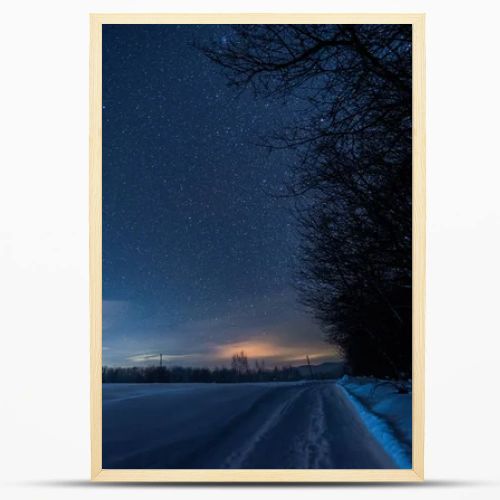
[102,24,338,368]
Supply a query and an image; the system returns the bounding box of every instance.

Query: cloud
[127,353,199,364]
[102,289,342,368]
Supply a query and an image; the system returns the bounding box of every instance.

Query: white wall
[1,1,499,499]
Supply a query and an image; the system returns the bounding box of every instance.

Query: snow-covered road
[103,381,396,469]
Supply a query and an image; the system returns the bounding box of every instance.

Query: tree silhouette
[231,350,249,376]
[203,25,412,378]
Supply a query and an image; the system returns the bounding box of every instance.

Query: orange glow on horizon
[213,339,342,365]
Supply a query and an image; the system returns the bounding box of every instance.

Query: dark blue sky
[102,25,338,367]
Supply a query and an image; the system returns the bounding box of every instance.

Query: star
[102,24,328,368]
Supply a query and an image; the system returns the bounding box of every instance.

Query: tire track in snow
[104,381,398,469]
[222,386,310,468]
[299,385,332,468]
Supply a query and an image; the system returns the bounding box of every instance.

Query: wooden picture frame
[90,13,425,482]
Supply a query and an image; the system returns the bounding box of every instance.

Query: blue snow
[337,375,412,469]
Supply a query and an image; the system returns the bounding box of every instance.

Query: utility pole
[144,353,164,368]
[306,355,314,379]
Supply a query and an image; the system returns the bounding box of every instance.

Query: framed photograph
[90,13,425,482]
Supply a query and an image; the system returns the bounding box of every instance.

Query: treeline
[102,365,335,384]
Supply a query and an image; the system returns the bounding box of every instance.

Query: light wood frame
[90,13,425,483]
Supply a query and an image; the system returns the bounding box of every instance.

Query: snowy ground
[103,380,409,469]
[337,375,412,468]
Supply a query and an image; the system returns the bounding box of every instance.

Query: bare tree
[231,350,249,375]
[204,25,412,378]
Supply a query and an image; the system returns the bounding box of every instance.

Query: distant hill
[295,361,346,379]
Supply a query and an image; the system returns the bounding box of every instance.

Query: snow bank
[337,375,412,469]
